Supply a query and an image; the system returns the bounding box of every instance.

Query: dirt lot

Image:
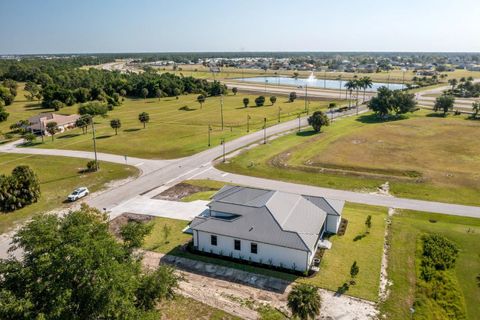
[154,182,215,201]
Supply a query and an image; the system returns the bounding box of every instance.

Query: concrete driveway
[108,195,209,221]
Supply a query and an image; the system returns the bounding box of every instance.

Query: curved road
[1,109,479,219]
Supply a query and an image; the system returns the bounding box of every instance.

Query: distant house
[27,113,81,135]
[190,186,344,272]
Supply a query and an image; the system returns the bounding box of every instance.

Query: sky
[1,0,480,54]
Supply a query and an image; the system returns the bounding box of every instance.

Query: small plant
[86,160,98,172]
[162,224,171,244]
[268,258,273,266]
[350,261,359,284]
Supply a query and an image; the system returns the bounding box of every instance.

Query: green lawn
[32,93,335,159]
[300,203,386,302]
[157,295,241,320]
[380,210,480,320]
[217,111,480,206]
[0,153,138,233]
[142,202,386,301]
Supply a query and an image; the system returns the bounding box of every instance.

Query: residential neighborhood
[0,1,479,320]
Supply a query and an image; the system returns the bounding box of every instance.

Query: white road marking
[134,162,144,167]
[188,166,214,180]
[221,172,229,177]
[164,167,199,185]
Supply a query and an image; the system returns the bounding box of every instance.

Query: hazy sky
[1,0,480,54]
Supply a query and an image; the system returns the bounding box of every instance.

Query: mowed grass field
[380,210,480,320]
[218,111,480,206]
[18,91,335,159]
[0,153,138,233]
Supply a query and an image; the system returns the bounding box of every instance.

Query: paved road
[198,168,480,218]
[416,80,480,112]
[1,105,479,217]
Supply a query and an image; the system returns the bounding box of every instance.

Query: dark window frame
[250,242,258,254]
[211,235,217,246]
[234,239,241,250]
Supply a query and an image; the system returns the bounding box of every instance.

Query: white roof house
[27,113,81,135]
[190,186,344,272]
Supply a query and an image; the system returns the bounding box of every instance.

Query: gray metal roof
[190,186,344,253]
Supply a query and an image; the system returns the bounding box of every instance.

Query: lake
[234,76,406,92]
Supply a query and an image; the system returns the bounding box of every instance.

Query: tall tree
[155,88,162,100]
[0,101,9,123]
[434,94,455,116]
[24,82,41,101]
[45,122,58,141]
[448,79,458,90]
[197,94,206,109]
[472,101,480,119]
[359,77,373,102]
[344,80,357,108]
[307,111,330,133]
[141,88,149,100]
[243,97,249,108]
[110,119,121,135]
[287,284,321,320]
[138,112,150,128]
[270,96,277,105]
[289,92,297,102]
[0,205,178,319]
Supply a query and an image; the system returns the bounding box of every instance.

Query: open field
[142,199,386,302]
[380,210,480,319]
[217,111,480,206]
[0,153,138,233]
[1,84,338,159]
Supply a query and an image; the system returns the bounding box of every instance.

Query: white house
[27,113,81,135]
[189,186,344,272]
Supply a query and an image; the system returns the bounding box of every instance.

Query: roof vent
[249,226,254,232]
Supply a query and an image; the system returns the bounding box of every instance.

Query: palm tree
[472,101,480,119]
[287,284,321,320]
[359,77,373,102]
[344,80,356,108]
[110,119,121,135]
[197,94,206,109]
[138,112,150,129]
[448,79,458,90]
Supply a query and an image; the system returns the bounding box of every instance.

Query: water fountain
[307,71,316,82]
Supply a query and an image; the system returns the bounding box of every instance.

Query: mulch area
[153,182,215,201]
[337,218,349,236]
[109,212,155,237]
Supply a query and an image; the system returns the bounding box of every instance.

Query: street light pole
[208,124,212,146]
[221,138,225,162]
[263,118,267,144]
[278,106,281,123]
[324,70,327,89]
[338,76,342,100]
[91,116,99,171]
[220,95,224,131]
[298,113,301,132]
[304,84,308,114]
[247,115,250,133]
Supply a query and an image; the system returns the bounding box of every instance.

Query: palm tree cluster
[344,77,373,113]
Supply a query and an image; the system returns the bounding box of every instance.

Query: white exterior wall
[326,215,341,233]
[194,230,310,271]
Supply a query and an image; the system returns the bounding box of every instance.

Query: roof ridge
[303,195,340,216]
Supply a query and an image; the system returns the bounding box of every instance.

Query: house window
[211,235,217,246]
[250,243,258,254]
[234,239,241,251]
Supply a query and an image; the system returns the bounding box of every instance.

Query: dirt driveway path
[142,251,379,320]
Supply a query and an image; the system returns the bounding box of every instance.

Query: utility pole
[338,75,342,100]
[247,115,250,133]
[324,70,327,88]
[298,113,301,132]
[40,120,44,143]
[264,79,268,94]
[220,138,225,162]
[220,95,224,131]
[208,124,212,146]
[263,118,267,144]
[91,116,99,171]
[304,84,308,114]
[277,106,282,123]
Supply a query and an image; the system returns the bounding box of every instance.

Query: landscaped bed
[380,210,480,319]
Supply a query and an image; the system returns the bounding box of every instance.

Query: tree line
[0,59,227,112]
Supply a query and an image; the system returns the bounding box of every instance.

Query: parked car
[67,187,89,201]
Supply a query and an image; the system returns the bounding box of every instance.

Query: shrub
[0,166,41,212]
[86,160,98,172]
[255,96,266,107]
